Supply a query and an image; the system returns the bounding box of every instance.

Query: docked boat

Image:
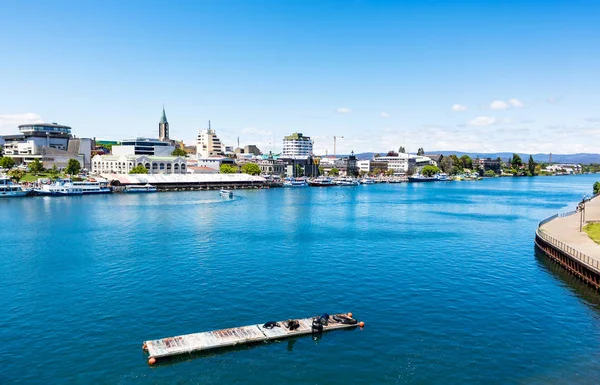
[335,177,360,186]
[283,178,308,187]
[34,179,83,196]
[124,184,157,193]
[308,177,336,187]
[407,173,437,182]
[220,189,233,198]
[360,177,375,185]
[436,173,450,181]
[71,180,112,194]
[0,175,31,197]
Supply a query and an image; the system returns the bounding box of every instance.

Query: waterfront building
[196,121,224,158]
[197,157,235,172]
[112,138,175,157]
[544,164,582,174]
[257,154,286,175]
[423,154,443,167]
[235,145,262,156]
[1,122,93,169]
[282,132,313,159]
[91,154,187,174]
[473,157,501,174]
[159,107,169,142]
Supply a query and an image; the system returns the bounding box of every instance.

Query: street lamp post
[579,194,587,232]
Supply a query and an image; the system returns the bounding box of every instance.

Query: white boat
[360,177,375,185]
[70,180,112,194]
[0,175,31,197]
[124,184,157,193]
[34,179,83,196]
[407,173,437,182]
[283,178,308,187]
[308,177,336,187]
[220,189,233,198]
[436,173,449,181]
[335,177,360,186]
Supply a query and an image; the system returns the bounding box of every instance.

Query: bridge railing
[537,214,600,273]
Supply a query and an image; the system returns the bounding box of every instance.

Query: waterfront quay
[536,195,600,289]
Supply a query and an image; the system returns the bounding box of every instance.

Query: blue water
[2,175,600,383]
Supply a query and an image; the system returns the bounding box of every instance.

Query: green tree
[241,162,261,175]
[421,165,440,177]
[49,164,60,179]
[594,181,600,195]
[359,170,367,177]
[460,155,472,170]
[417,147,424,156]
[8,169,25,182]
[511,154,523,169]
[220,164,237,173]
[372,168,382,175]
[295,164,304,176]
[399,146,406,153]
[329,167,340,176]
[448,154,462,173]
[65,159,81,175]
[129,164,149,174]
[385,169,395,176]
[484,170,497,177]
[439,156,454,174]
[374,153,381,158]
[0,157,16,170]
[528,155,537,176]
[171,148,187,157]
[318,166,324,175]
[0,145,3,157]
[28,159,44,175]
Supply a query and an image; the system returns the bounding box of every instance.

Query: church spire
[159,105,169,141]
[160,106,168,124]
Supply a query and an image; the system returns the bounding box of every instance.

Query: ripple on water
[2,176,600,383]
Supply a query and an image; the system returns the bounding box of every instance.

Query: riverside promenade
[536,195,600,289]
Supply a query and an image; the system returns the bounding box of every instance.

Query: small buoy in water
[358,321,365,327]
[148,357,156,365]
[347,312,353,318]
[142,342,148,351]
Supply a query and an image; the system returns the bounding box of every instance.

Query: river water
[2,175,600,383]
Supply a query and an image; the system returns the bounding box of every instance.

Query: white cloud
[380,112,389,118]
[468,116,496,126]
[490,100,509,110]
[451,104,468,112]
[336,107,351,114]
[508,98,524,108]
[547,97,559,104]
[0,113,44,135]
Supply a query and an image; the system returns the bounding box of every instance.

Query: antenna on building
[237,137,240,148]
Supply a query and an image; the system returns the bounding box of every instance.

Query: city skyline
[1,0,599,154]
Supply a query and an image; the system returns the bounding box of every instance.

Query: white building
[196,121,224,158]
[112,138,175,157]
[282,132,313,159]
[1,122,93,169]
[91,154,187,174]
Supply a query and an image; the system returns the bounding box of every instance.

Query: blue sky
[1,0,599,154]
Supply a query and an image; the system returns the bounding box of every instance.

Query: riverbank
[536,195,600,289]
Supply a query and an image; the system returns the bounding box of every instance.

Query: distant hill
[350,152,600,164]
